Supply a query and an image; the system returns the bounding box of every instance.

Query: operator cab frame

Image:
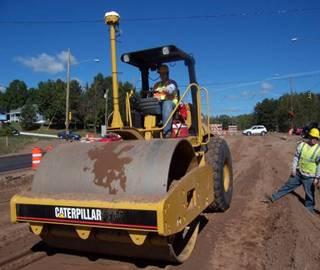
[121,45,200,135]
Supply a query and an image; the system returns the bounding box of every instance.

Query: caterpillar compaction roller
[10,11,233,263]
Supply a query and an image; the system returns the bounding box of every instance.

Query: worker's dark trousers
[271,171,315,213]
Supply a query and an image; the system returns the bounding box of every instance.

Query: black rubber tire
[247,132,251,136]
[261,131,266,136]
[205,137,233,212]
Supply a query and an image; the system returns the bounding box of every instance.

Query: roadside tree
[20,104,37,130]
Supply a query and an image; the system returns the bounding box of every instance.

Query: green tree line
[210,91,319,132]
[0,74,133,130]
[1,79,318,133]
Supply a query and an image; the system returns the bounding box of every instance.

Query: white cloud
[57,51,77,65]
[261,81,273,94]
[224,107,241,113]
[241,90,250,96]
[0,85,5,92]
[241,90,256,99]
[15,50,77,74]
[226,95,238,100]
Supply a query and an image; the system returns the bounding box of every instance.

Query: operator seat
[139,97,162,116]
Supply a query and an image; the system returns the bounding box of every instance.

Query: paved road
[0,154,32,173]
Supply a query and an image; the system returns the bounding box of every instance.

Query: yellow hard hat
[309,128,320,139]
[157,64,169,73]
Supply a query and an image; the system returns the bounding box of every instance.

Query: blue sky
[1,0,320,116]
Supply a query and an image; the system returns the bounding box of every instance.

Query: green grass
[22,125,92,137]
[31,126,63,135]
[0,136,51,155]
[8,122,22,130]
[7,123,68,135]
[6,123,96,136]
[0,124,99,155]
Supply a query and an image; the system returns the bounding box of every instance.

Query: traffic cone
[32,147,42,170]
[45,145,53,152]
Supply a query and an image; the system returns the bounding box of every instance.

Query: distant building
[34,112,46,124]
[7,108,22,122]
[7,105,46,124]
[0,111,7,122]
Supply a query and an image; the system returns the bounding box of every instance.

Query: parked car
[242,125,267,136]
[57,130,81,141]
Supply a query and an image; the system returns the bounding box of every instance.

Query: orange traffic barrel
[32,147,42,170]
[45,145,53,152]
[86,133,95,142]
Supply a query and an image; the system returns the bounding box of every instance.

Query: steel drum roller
[32,139,196,197]
[32,139,199,263]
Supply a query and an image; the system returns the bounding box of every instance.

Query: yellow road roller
[10,11,233,263]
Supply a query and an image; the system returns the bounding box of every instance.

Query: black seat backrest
[139,98,161,115]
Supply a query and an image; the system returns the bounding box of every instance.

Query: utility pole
[94,82,97,135]
[289,77,294,130]
[65,48,71,132]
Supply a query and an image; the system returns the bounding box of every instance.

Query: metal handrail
[200,86,211,145]
[125,91,133,127]
[138,83,201,133]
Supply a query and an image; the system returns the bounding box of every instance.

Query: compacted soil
[0,134,320,270]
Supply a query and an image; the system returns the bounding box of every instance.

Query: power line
[0,19,101,24]
[123,7,320,22]
[0,7,319,25]
[203,69,320,91]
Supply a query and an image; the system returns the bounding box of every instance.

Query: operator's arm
[314,149,320,176]
[153,82,160,91]
[166,83,176,93]
[314,153,320,188]
[165,80,178,99]
[292,142,303,175]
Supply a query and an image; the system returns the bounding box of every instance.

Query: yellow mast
[104,11,123,128]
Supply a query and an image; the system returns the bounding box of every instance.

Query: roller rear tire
[205,137,233,212]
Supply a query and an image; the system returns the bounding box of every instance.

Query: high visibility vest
[154,80,178,104]
[298,142,320,175]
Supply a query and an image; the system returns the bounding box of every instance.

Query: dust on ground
[0,134,320,270]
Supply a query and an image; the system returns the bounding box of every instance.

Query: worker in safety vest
[153,64,179,137]
[265,128,320,213]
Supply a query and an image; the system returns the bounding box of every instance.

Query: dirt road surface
[1,134,320,270]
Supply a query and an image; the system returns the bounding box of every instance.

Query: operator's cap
[157,64,169,74]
